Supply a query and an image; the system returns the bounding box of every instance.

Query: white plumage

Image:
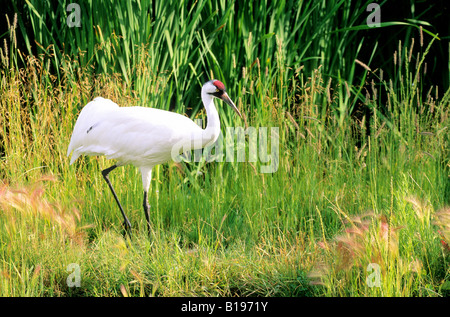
[67,80,241,236]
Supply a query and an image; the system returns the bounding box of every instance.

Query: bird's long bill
[221,92,242,119]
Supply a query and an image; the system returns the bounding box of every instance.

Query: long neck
[200,90,221,146]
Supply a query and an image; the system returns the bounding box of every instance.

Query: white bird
[67,80,241,236]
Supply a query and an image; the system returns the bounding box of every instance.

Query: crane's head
[204,80,242,118]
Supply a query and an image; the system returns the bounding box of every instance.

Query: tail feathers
[66,97,118,164]
[69,151,81,165]
[67,139,77,163]
[67,142,73,157]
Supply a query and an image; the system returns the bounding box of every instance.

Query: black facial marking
[211,90,225,98]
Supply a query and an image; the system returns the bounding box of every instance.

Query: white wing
[67,97,203,167]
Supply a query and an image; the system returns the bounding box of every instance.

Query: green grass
[0,1,449,297]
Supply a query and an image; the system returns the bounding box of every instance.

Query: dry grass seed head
[0,177,84,242]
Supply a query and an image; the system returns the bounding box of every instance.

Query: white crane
[67,80,241,236]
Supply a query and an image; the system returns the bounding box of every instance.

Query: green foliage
[12,0,439,117]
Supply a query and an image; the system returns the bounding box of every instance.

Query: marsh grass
[0,1,449,297]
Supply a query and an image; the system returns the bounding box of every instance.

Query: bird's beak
[221,92,242,119]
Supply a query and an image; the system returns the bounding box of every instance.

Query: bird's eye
[215,88,219,92]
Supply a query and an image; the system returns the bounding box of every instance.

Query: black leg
[101,164,132,237]
[143,191,151,236]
